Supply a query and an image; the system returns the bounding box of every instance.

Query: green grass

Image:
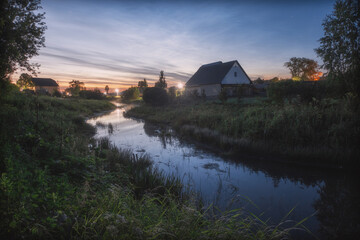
[126,97,359,166]
[0,89,297,239]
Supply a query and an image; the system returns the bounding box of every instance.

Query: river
[87,104,359,239]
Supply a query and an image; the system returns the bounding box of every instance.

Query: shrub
[218,88,227,103]
[143,87,168,106]
[79,89,104,100]
[121,87,139,101]
[52,89,62,97]
[267,79,340,103]
[168,86,177,101]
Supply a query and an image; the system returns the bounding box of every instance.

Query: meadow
[0,88,294,239]
[126,95,359,166]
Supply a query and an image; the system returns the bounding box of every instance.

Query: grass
[126,97,359,166]
[0,89,299,239]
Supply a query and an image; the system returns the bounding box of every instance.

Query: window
[234,72,237,77]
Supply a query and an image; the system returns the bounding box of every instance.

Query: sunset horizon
[10,0,335,91]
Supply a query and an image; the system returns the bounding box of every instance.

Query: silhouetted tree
[269,77,280,83]
[143,87,168,106]
[315,0,360,94]
[105,85,109,95]
[284,57,319,81]
[0,0,46,81]
[168,86,177,101]
[16,73,34,89]
[138,78,148,94]
[155,71,167,89]
[254,77,264,84]
[65,80,85,96]
[138,78,148,88]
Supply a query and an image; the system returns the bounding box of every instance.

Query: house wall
[221,62,251,85]
[35,86,59,94]
[185,84,221,97]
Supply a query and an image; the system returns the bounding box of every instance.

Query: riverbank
[0,90,293,239]
[125,98,359,167]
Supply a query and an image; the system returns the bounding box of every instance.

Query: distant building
[185,60,252,97]
[31,78,59,94]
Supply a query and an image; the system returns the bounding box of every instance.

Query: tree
[16,73,34,89]
[168,86,177,101]
[0,0,46,80]
[254,77,264,84]
[155,70,167,89]
[138,78,148,88]
[284,57,320,81]
[315,0,360,94]
[143,87,168,106]
[79,88,104,100]
[121,87,139,101]
[138,78,148,94]
[105,85,109,95]
[269,77,280,83]
[65,80,85,96]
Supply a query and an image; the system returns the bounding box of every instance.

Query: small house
[31,78,59,94]
[185,60,252,97]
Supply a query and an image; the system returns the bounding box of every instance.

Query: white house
[185,60,252,97]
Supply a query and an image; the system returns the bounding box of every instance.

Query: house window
[234,72,237,77]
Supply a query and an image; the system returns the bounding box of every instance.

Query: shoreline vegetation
[0,89,300,239]
[125,96,359,168]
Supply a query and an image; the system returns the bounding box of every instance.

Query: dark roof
[185,60,251,86]
[31,78,59,87]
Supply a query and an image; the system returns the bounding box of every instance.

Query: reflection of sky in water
[88,107,323,238]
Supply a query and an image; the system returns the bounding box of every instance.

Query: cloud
[32,0,334,89]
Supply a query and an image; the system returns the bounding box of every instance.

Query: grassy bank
[126,97,359,166]
[0,90,295,239]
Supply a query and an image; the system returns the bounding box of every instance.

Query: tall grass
[126,97,359,165]
[0,90,297,239]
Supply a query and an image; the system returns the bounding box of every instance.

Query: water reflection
[314,175,360,239]
[87,106,359,239]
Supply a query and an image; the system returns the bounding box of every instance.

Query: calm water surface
[87,104,359,239]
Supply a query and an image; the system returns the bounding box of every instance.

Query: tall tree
[138,78,148,88]
[315,0,360,93]
[66,80,85,96]
[284,57,320,81]
[105,85,109,94]
[155,70,167,89]
[0,0,46,80]
[16,73,34,89]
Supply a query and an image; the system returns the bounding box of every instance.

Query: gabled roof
[31,78,59,87]
[185,60,251,86]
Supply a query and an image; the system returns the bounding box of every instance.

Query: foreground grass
[126,97,359,166]
[0,91,294,239]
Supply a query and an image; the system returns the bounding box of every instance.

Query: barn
[185,60,252,97]
[31,78,59,94]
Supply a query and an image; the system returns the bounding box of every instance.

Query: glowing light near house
[177,83,184,89]
[115,88,119,96]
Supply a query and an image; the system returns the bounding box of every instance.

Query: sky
[17,0,335,91]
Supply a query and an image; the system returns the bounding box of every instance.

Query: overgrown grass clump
[0,89,293,239]
[126,96,359,165]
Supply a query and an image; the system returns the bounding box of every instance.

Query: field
[126,96,359,166]
[0,90,294,239]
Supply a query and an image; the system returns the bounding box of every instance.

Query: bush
[121,87,139,101]
[143,87,168,106]
[79,89,104,100]
[267,79,342,103]
[218,88,227,103]
[52,89,62,97]
[168,86,177,101]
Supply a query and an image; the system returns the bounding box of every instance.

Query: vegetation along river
[87,103,359,240]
